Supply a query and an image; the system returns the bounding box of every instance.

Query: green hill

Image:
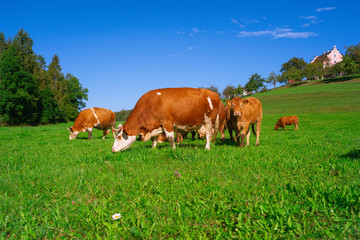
[255,76,360,114]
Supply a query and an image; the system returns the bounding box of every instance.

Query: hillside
[254,76,360,115]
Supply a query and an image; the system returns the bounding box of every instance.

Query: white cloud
[236,28,317,39]
[192,28,199,33]
[175,31,185,34]
[185,46,196,52]
[316,7,335,12]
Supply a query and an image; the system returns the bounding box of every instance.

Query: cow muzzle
[234,111,241,117]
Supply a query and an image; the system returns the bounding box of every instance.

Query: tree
[63,73,88,120]
[40,86,60,124]
[345,44,360,71]
[0,46,41,125]
[234,84,244,96]
[280,67,303,84]
[245,73,265,93]
[304,62,324,80]
[12,29,37,74]
[222,85,236,99]
[280,57,307,82]
[280,57,307,73]
[0,32,10,58]
[34,55,47,88]
[266,71,280,89]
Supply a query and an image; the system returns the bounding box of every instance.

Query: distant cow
[275,116,299,131]
[67,107,116,140]
[227,97,263,147]
[112,88,220,152]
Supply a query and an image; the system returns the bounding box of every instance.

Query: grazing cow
[67,107,116,140]
[112,87,220,152]
[227,97,263,147]
[275,116,299,131]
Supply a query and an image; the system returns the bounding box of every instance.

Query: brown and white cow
[198,101,226,142]
[274,116,299,131]
[67,107,116,140]
[227,97,263,147]
[112,88,220,152]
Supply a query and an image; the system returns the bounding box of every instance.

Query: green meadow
[1,78,360,239]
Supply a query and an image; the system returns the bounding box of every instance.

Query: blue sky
[1,0,359,111]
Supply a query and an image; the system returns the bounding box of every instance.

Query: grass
[1,79,360,239]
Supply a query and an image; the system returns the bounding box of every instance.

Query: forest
[0,29,88,126]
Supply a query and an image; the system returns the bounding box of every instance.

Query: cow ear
[241,99,249,106]
[66,127,72,132]
[226,100,231,105]
[117,123,123,130]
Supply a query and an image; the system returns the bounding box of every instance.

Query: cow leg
[151,137,158,149]
[255,120,261,146]
[246,128,251,146]
[204,117,213,150]
[163,124,175,149]
[88,130,93,140]
[295,124,298,131]
[239,123,250,147]
[102,129,109,139]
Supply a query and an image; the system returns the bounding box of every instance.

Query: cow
[67,107,116,140]
[111,87,220,152]
[227,97,263,147]
[225,99,237,142]
[274,116,299,131]
[197,101,226,142]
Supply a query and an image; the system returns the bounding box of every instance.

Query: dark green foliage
[280,57,307,73]
[0,30,88,125]
[12,29,37,74]
[245,73,265,93]
[0,46,41,125]
[40,86,60,124]
[345,43,360,71]
[115,109,132,121]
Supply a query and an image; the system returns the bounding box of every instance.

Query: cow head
[230,97,247,118]
[112,123,137,152]
[274,124,279,130]
[67,126,80,140]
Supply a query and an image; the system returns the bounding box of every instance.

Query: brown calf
[274,116,299,131]
[227,97,263,147]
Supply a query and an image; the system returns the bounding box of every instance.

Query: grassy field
[1,78,360,239]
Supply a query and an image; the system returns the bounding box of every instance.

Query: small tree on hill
[266,71,280,89]
[245,73,265,93]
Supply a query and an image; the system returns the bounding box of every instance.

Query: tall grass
[1,81,360,238]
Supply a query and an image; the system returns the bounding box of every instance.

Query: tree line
[0,29,88,126]
[212,43,360,99]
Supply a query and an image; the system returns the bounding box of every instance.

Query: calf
[67,107,116,140]
[274,116,299,131]
[227,97,263,147]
